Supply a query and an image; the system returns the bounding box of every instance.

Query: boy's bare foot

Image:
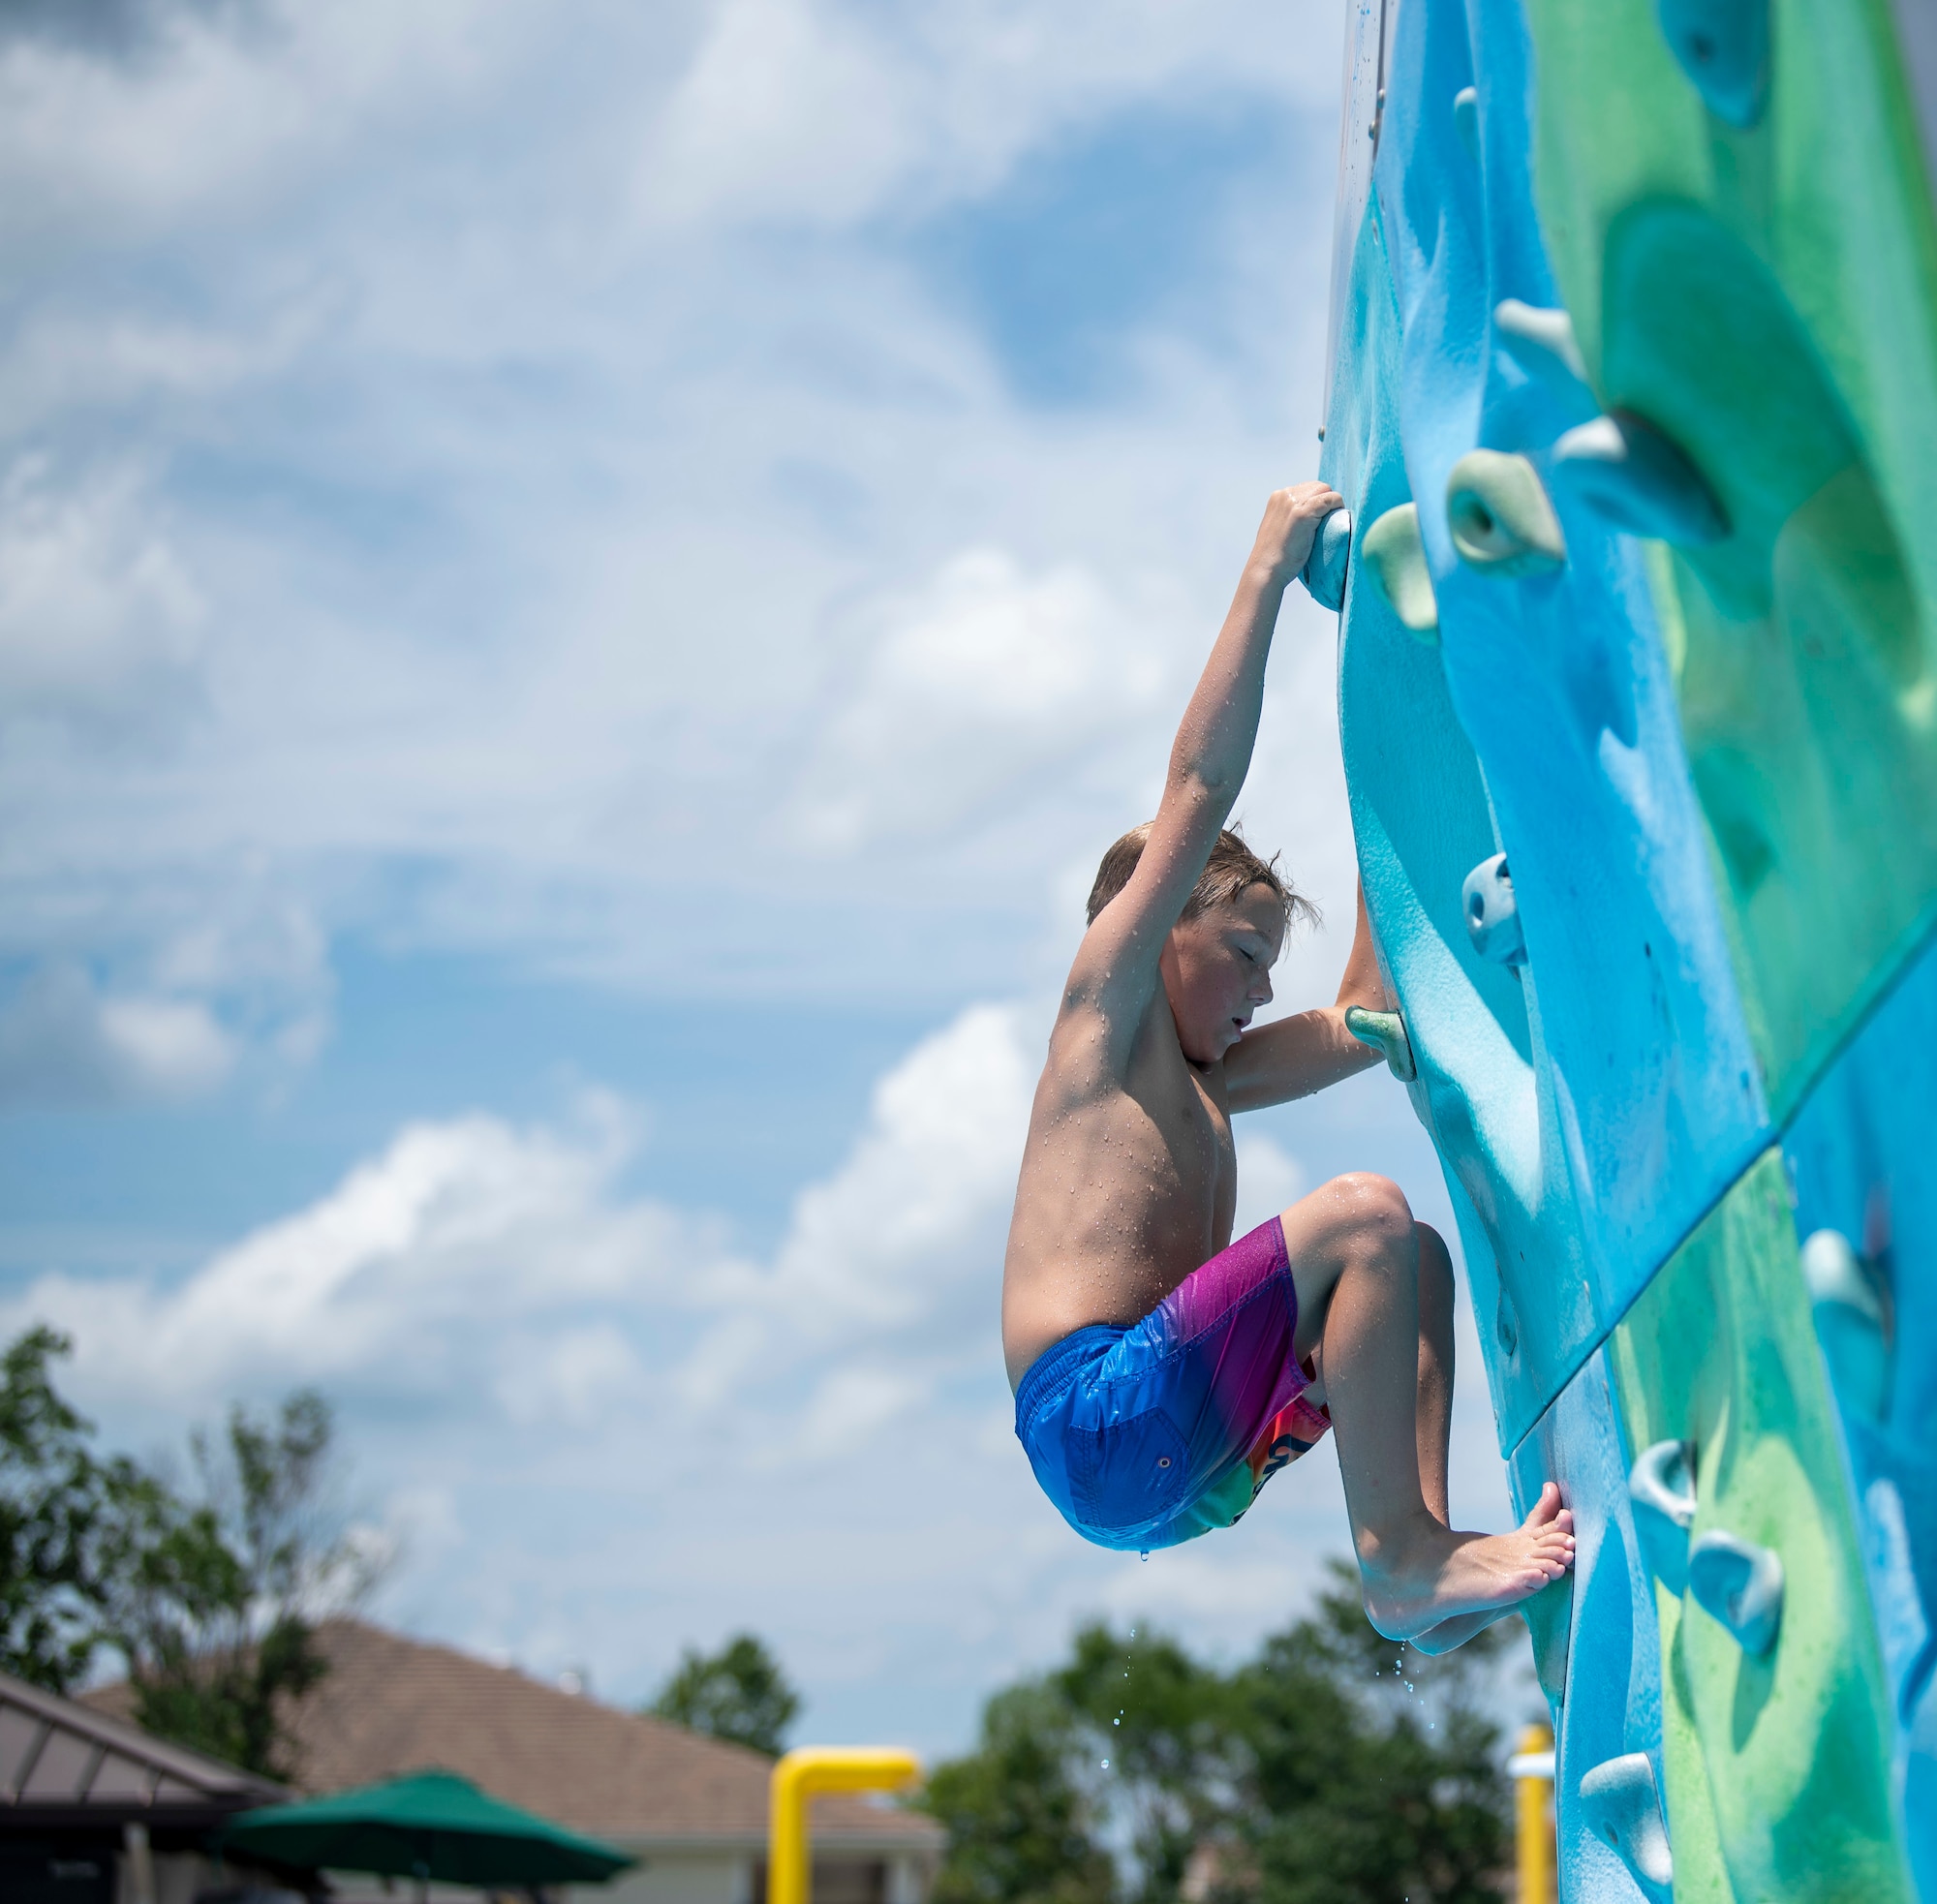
[1361,1483,1576,1641]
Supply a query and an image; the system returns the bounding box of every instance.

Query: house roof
[0,1669,284,1829]
[88,1620,941,1857]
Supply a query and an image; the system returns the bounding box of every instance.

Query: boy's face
[1159,885,1286,1066]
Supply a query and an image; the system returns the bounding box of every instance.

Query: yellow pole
[769,1747,922,1904]
[1511,1724,1555,1904]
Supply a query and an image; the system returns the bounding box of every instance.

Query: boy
[1002,482,1573,1649]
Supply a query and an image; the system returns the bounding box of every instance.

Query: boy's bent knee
[1324,1171,1412,1242]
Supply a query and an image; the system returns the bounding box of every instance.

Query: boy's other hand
[1249,481,1344,586]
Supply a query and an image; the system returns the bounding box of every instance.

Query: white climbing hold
[1628,1439,1697,1591]
[1453,85,1479,161]
[1800,1229,1890,1421]
[1578,1753,1674,1891]
[1552,410,1728,545]
[1344,1005,1417,1083]
[1687,1529,1784,1656]
[1655,0,1769,130]
[1628,1439,1698,1532]
[1360,503,1439,639]
[1300,507,1352,613]
[1461,852,1525,967]
[1445,450,1566,577]
[1493,299,1589,389]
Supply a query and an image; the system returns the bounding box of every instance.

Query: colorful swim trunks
[1013,1215,1333,1551]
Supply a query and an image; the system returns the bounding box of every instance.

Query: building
[0,1667,286,1904]
[86,1620,944,1904]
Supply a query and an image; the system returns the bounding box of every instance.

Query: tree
[119,1389,368,1780]
[924,1683,1116,1904]
[651,1633,801,1756]
[921,1568,1517,1904]
[0,1326,370,1779]
[0,1327,164,1692]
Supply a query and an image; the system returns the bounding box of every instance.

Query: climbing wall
[1310,0,1937,1894]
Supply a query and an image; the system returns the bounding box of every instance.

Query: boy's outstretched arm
[1061,483,1342,1066]
[1223,881,1391,1111]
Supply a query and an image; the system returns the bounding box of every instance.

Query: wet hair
[1085,823,1318,936]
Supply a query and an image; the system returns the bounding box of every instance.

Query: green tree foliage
[650,1632,801,1756]
[0,1327,166,1692]
[921,1565,1517,1904]
[0,1327,366,1779]
[122,1390,361,1780]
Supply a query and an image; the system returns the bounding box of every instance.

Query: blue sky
[0,0,1523,1754]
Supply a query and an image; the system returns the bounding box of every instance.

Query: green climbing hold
[1445,449,1567,577]
[1360,503,1439,638]
[1344,1004,1417,1082]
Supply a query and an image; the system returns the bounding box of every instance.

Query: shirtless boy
[1001,482,1573,1650]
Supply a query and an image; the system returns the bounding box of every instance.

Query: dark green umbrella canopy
[220,1768,637,1887]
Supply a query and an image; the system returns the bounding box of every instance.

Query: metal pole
[1508,1724,1555,1904]
[768,1748,921,1904]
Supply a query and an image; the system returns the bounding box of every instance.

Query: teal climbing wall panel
[1312,0,1937,1892]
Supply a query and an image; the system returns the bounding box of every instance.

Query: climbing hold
[1493,299,1589,391]
[1655,0,1769,130]
[1344,1005,1417,1083]
[1359,504,1438,639]
[1300,507,1353,613]
[1552,410,1729,545]
[1578,1754,1675,1891]
[1628,1439,1697,1592]
[1461,852,1525,967]
[1445,451,1566,578]
[1628,1439,1698,1531]
[1495,1290,1519,1359]
[1687,1529,1784,1656]
[1452,85,1479,162]
[1799,1229,1890,1421]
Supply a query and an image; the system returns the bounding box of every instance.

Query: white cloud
[0,962,232,1107]
[0,456,205,742]
[792,549,1170,852]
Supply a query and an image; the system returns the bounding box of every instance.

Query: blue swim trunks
[1013,1215,1333,1551]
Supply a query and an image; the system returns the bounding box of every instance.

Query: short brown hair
[1085,823,1317,934]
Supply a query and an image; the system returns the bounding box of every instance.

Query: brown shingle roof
[88,1620,939,1854]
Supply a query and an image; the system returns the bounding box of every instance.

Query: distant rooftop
[86,1618,942,1856]
[0,1669,283,1830]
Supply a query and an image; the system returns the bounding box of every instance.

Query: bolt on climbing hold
[1578,1753,1674,1892]
[1687,1529,1784,1656]
[1492,299,1589,391]
[1445,451,1566,578]
[1299,507,1352,613]
[1461,852,1525,967]
[1452,85,1479,162]
[1654,0,1769,129]
[1359,503,1438,638]
[1628,1439,1697,1593]
[1799,1228,1891,1422]
[1344,1005,1417,1083]
[1552,411,1728,545]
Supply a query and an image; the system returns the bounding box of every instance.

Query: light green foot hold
[1360,503,1440,638]
[1446,449,1567,577]
[1344,1004,1417,1081]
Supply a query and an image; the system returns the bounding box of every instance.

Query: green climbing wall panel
[1522,0,1937,1115]
[1608,1151,1907,1900]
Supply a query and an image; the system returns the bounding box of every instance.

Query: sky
[0,0,1528,1755]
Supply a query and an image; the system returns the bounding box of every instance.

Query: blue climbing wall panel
[1313,0,1937,1892]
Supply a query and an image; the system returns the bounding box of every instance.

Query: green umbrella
[220,1768,637,1892]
